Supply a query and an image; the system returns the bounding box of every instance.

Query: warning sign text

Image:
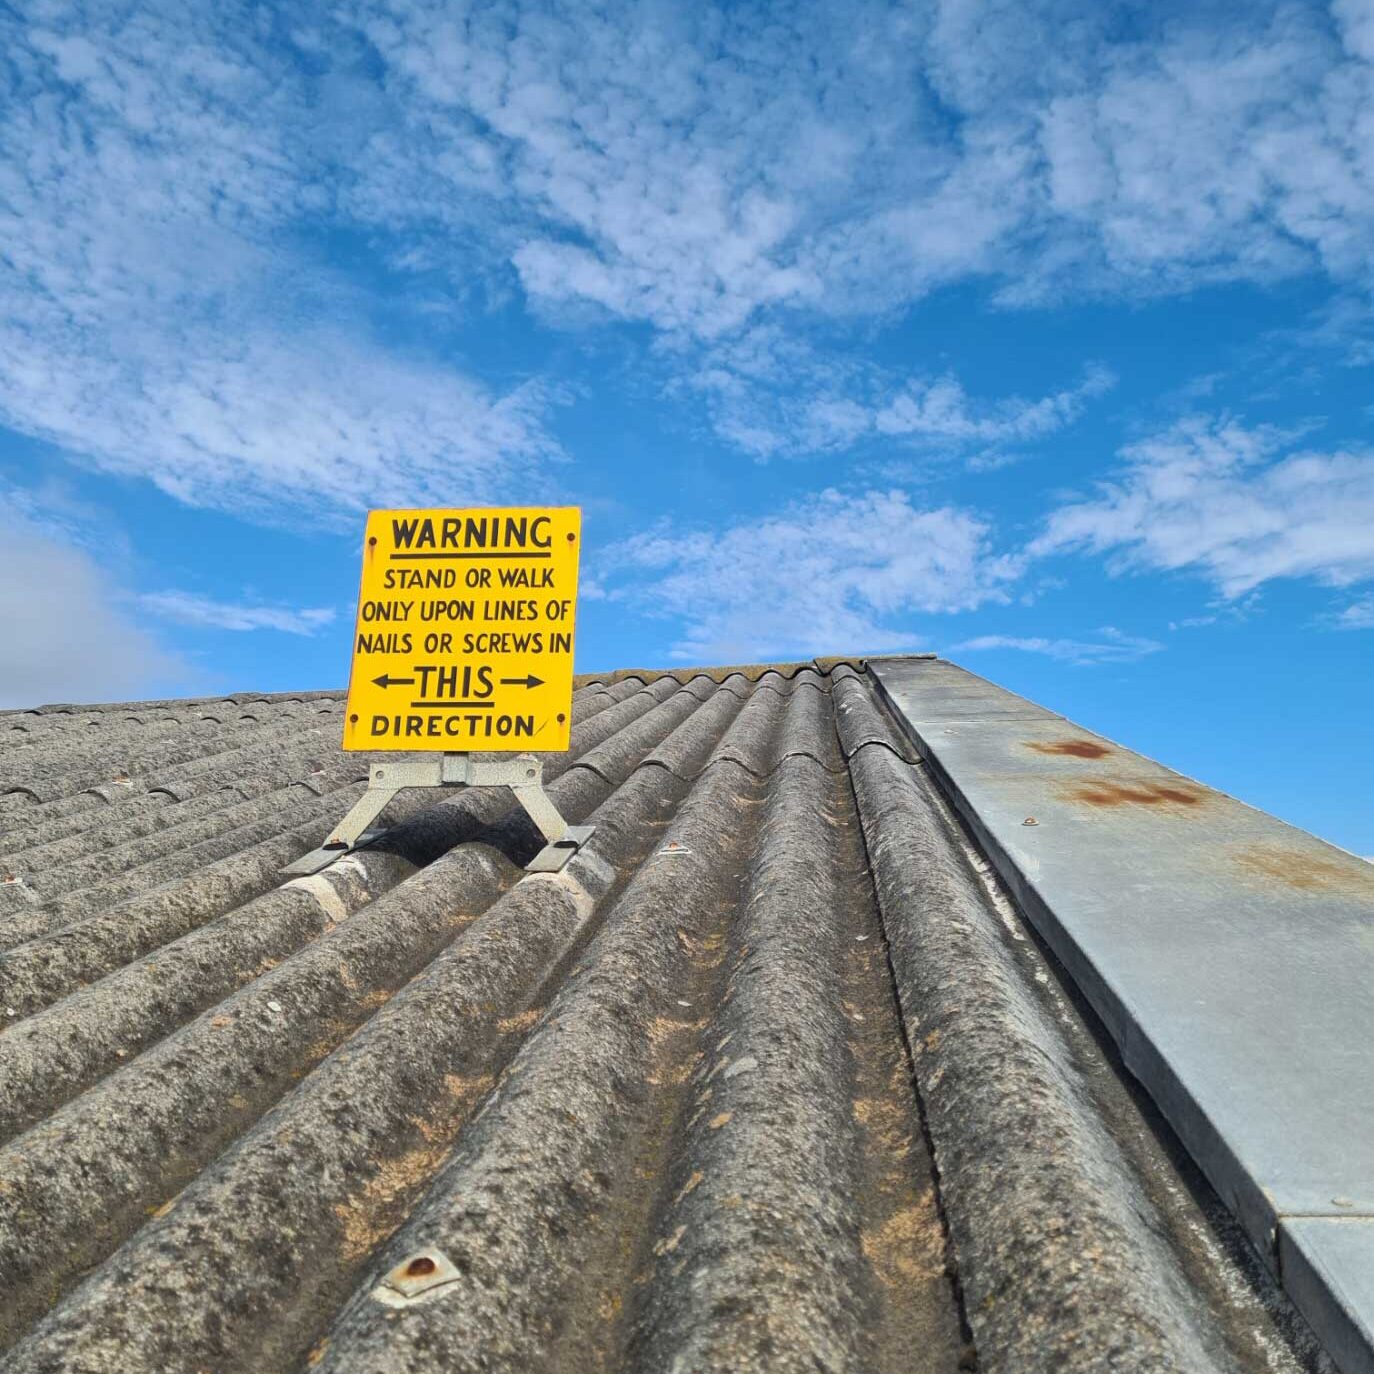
[342,507,581,752]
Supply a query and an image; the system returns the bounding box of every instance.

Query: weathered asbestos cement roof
[0,662,1347,1374]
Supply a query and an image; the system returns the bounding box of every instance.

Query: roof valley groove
[0,658,1354,1373]
[0,676,718,1357]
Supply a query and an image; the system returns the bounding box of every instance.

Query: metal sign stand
[281,753,594,877]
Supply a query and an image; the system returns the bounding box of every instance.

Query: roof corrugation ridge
[2,774,339,908]
[573,655,875,690]
[0,680,742,1140]
[0,681,615,896]
[0,696,333,768]
[308,695,779,1371]
[0,689,344,720]
[0,703,345,805]
[0,782,378,996]
[2,783,264,876]
[624,737,946,1369]
[636,670,847,782]
[0,701,336,787]
[0,682,608,857]
[307,675,959,1372]
[0,733,348,855]
[0,662,1327,1374]
[0,678,753,1365]
[0,682,675,982]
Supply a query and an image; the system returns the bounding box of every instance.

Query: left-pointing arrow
[372,674,416,688]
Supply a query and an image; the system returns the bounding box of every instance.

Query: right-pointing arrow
[500,674,544,689]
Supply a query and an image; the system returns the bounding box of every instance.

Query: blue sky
[1,0,1372,854]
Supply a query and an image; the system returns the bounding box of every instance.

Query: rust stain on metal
[1233,844,1374,896]
[1026,738,1113,760]
[1065,780,1207,810]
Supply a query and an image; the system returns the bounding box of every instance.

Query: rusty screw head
[374,1248,460,1307]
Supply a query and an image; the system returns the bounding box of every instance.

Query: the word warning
[343,507,581,752]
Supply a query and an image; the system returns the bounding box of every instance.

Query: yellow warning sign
[343,507,581,753]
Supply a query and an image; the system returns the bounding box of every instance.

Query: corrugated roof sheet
[0,663,1338,1373]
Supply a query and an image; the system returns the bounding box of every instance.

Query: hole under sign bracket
[279,753,594,878]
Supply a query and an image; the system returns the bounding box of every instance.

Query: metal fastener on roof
[372,1249,462,1307]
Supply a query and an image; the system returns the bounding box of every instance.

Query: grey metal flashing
[869,655,1374,1374]
[1281,1220,1374,1374]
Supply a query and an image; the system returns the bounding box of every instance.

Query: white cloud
[1012,5,1374,299]
[1335,0,1374,63]
[139,592,336,635]
[1337,596,1374,628]
[0,3,564,521]
[3,1,1373,501]
[342,0,1374,325]
[871,366,1115,445]
[0,521,189,708]
[1032,417,1374,598]
[1273,294,1374,370]
[349,1,923,335]
[953,627,1164,666]
[329,1,1374,455]
[678,327,1112,459]
[0,325,564,520]
[600,488,1020,661]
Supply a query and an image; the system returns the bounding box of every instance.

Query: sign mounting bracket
[280,753,594,878]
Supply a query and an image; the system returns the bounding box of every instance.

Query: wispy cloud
[0,519,189,707]
[139,592,336,636]
[871,366,1116,446]
[599,488,1020,661]
[346,0,1374,324]
[1032,417,1374,598]
[4,1,1372,508]
[600,410,1374,665]
[953,628,1164,666]
[0,324,565,521]
[0,4,564,522]
[1336,597,1374,630]
[679,328,1113,459]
